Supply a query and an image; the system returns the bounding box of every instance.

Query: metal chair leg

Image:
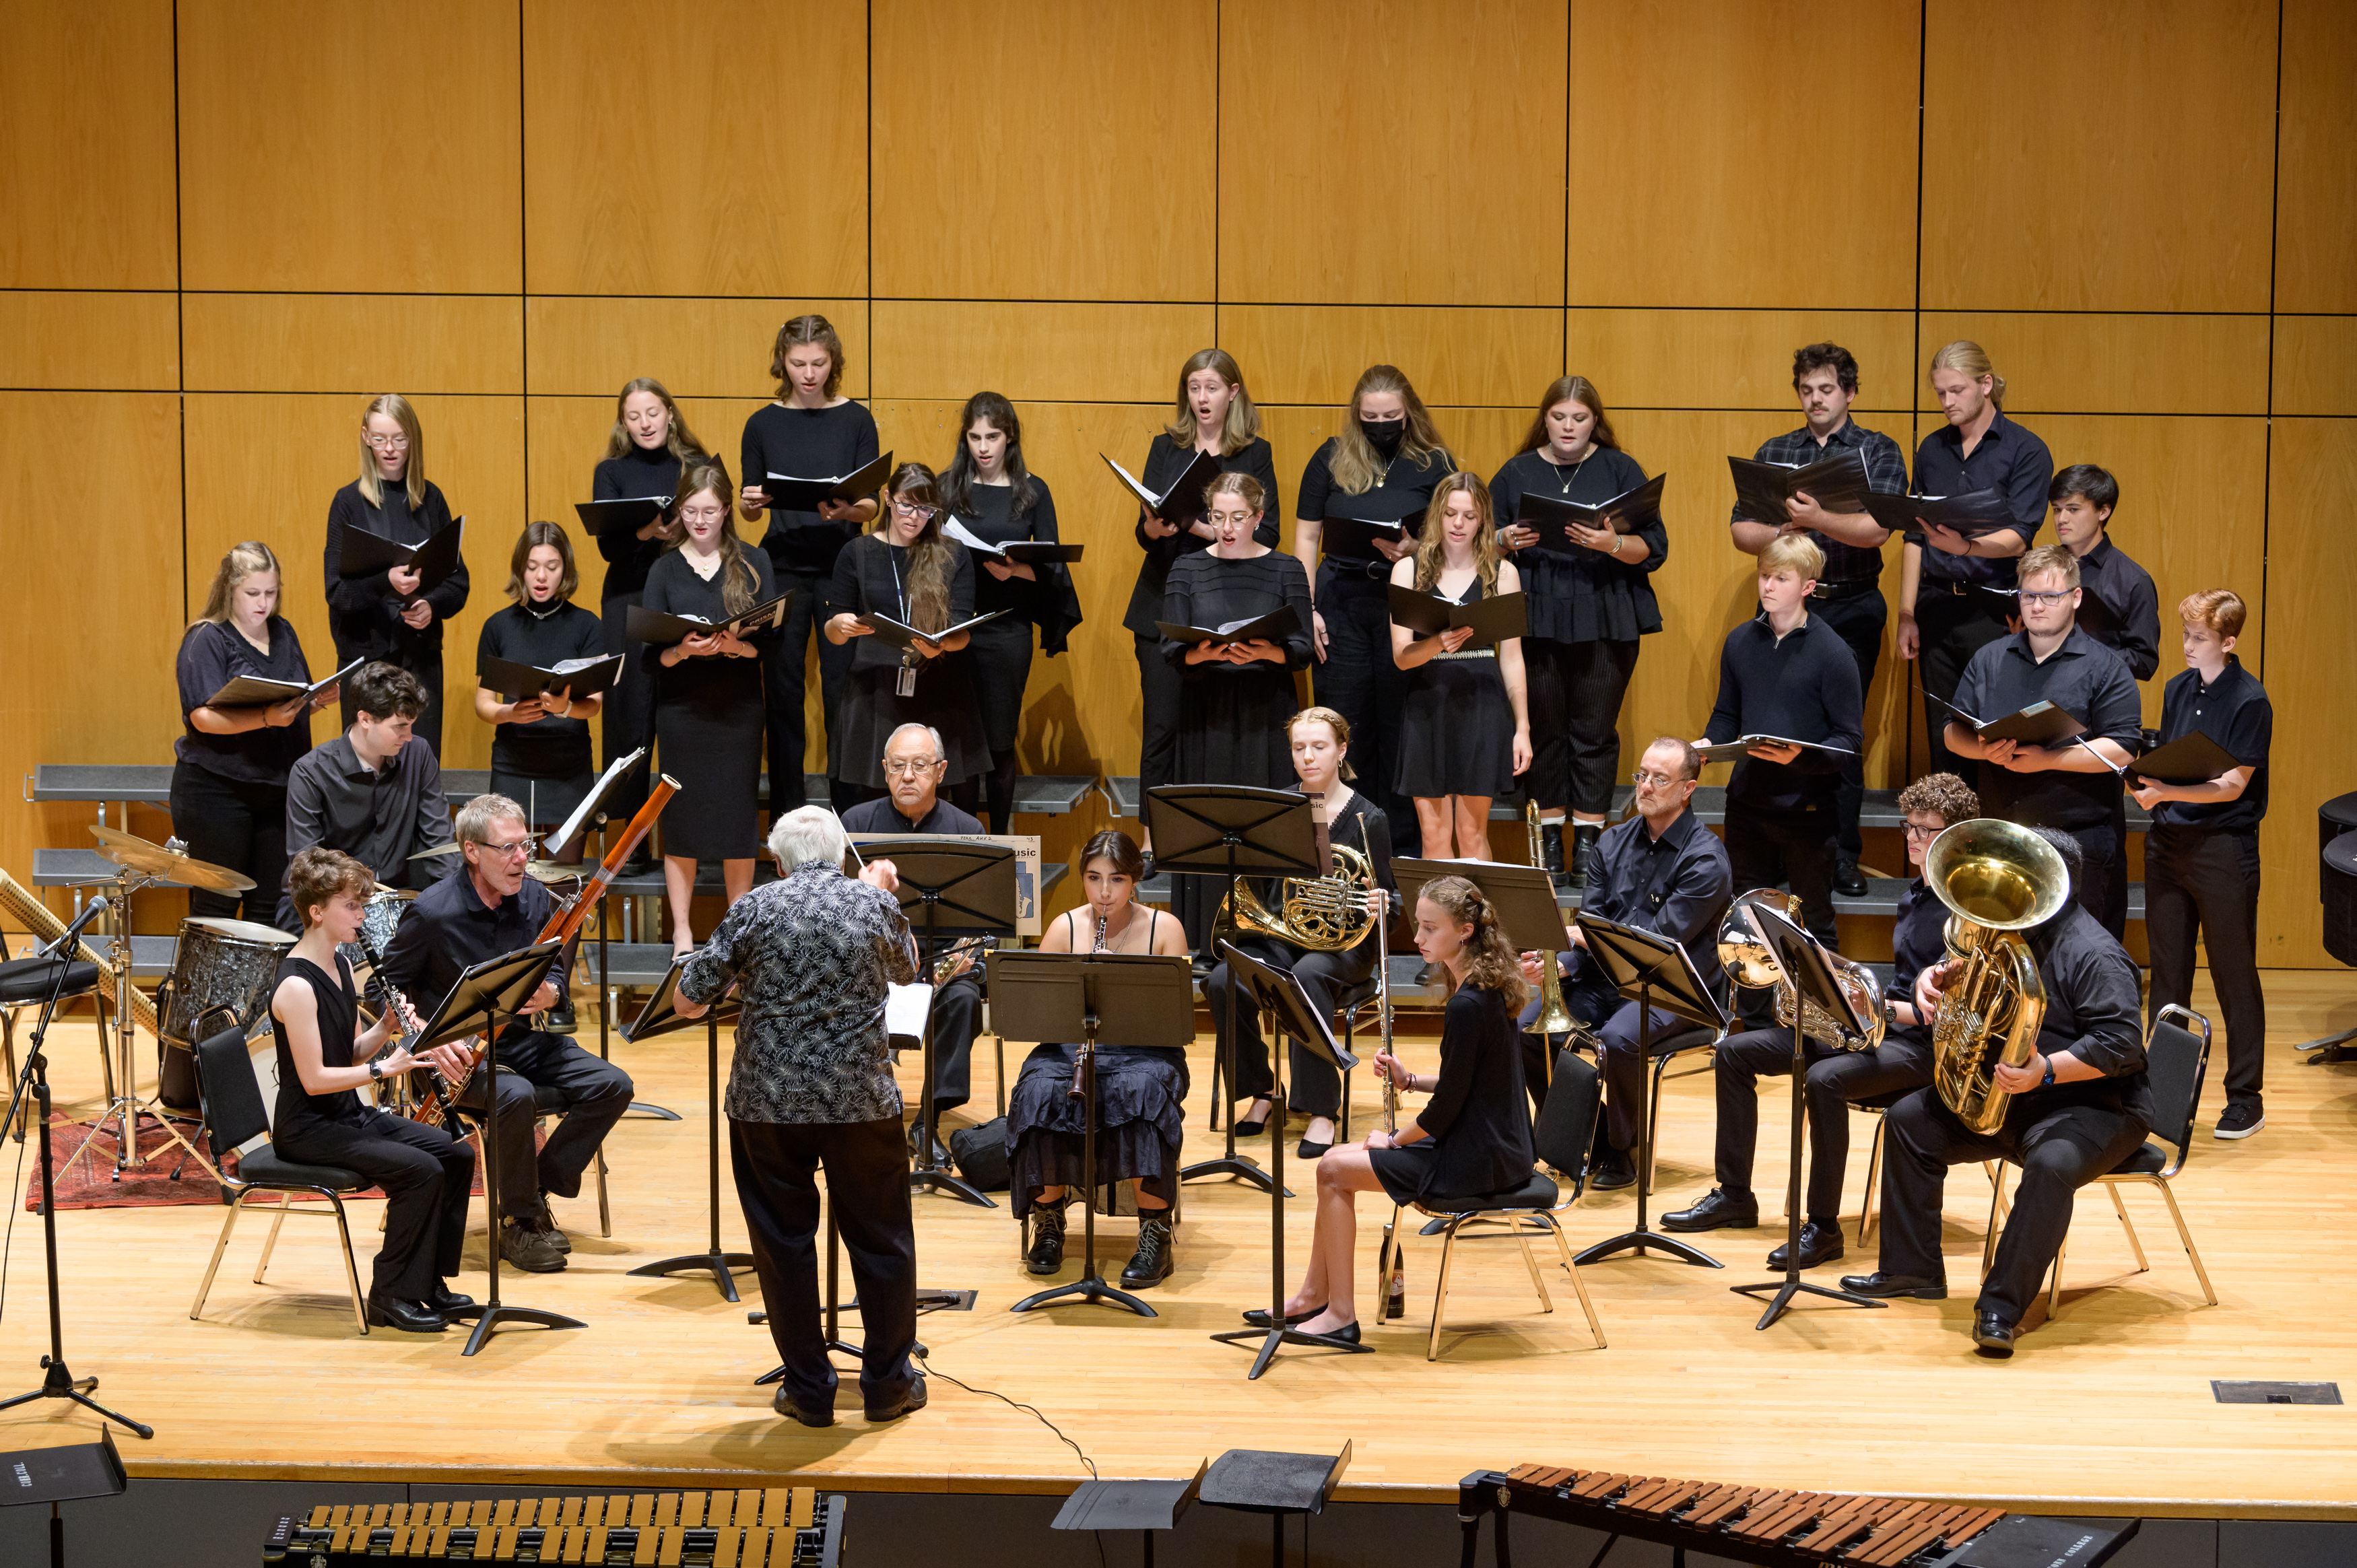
[595,1145,611,1239]
[1550,1216,1606,1349]
[1857,1115,1885,1246]
[327,1194,369,1335]
[1374,1203,1403,1316]
[191,1188,251,1320]
[2047,1232,2067,1318]
[1517,1227,1553,1311]
[2156,1182,2218,1305]
[2106,1182,2149,1273]
[0,1013,21,1141]
[1982,1163,2011,1274]
[1426,1222,1462,1361]
[255,1194,291,1283]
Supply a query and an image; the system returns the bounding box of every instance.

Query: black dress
[954,479,1062,753]
[825,533,991,792]
[323,477,469,755]
[1005,908,1189,1219]
[1368,982,1534,1205]
[642,546,781,860]
[476,599,604,825]
[1393,573,1517,800]
[591,444,689,821]
[170,617,314,923]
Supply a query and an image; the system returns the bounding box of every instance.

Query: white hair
[884,722,945,761]
[768,806,849,874]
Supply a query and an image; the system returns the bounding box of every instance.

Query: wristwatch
[368,1056,385,1082]
[2038,1056,2056,1089]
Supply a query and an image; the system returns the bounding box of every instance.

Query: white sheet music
[886,982,934,1047]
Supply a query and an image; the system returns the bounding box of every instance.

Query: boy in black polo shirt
[2047,465,2160,681]
[2133,589,2272,1139]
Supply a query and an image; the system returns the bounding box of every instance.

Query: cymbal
[409,842,464,860]
[89,825,255,894]
[526,860,589,884]
[370,884,419,902]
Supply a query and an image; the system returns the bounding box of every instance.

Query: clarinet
[1068,912,1110,1100]
[1360,815,1406,1322]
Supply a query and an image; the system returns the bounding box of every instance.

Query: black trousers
[599,591,659,826]
[730,1115,919,1416]
[168,761,287,924]
[454,1031,633,1221]
[2146,826,2265,1108]
[1810,588,1886,859]
[338,645,442,758]
[1554,969,1684,1154]
[921,969,982,1119]
[762,567,855,815]
[1207,936,1374,1118]
[1134,631,1185,801]
[1913,588,2011,790]
[275,1107,473,1300]
[1312,575,1415,850]
[1875,1087,2147,1322]
[1523,636,1641,815]
[1711,1028,1933,1223]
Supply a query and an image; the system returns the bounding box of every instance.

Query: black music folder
[941,517,1085,564]
[1933,693,2088,748]
[1861,488,2013,537]
[477,652,624,702]
[762,450,894,512]
[1515,473,1666,543]
[203,656,363,710]
[1154,605,1302,646]
[1318,514,1408,558]
[2126,729,2245,786]
[1385,584,1529,645]
[625,590,798,647]
[1694,734,1857,765]
[572,496,669,535]
[1104,449,1221,526]
[337,516,465,592]
[1727,450,1871,520]
[857,608,1009,653]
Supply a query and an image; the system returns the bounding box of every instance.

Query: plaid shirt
[1733,419,1910,581]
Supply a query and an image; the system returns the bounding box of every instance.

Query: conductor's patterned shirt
[681,860,919,1124]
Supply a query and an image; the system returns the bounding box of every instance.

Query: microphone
[46,893,110,954]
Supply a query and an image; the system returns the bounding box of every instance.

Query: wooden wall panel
[0,294,179,391]
[2255,421,2357,967]
[2274,318,2357,418]
[521,1,865,298]
[183,296,523,394]
[1222,307,1564,409]
[871,1,1217,302]
[871,302,1214,405]
[0,0,176,289]
[2275,0,2357,313]
[176,0,522,294]
[1914,314,2269,415]
[1220,0,1566,306]
[526,300,867,400]
[1566,311,1917,412]
[1921,0,2276,312]
[1568,0,1920,310]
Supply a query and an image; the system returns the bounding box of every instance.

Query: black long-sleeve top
[1413,982,1535,1198]
[2069,536,2161,682]
[380,865,572,1049]
[283,735,452,891]
[741,401,880,577]
[1488,446,1669,643]
[956,477,1083,652]
[1569,807,1735,998]
[1298,439,1455,575]
[1951,628,2143,830]
[2151,656,2271,832]
[476,599,603,780]
[641,545,783,706]
[824,533,976,677]
[1910,411,2052,590]
[324,479,469,658]
[1157,550,1315,676]
[1703,612,1865,813]
[174,617,316,784]
[2016,900,2150,1122]
[1121,434,1282,635]
[590,444,688,601]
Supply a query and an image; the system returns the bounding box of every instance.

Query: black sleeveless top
[272,953,368,1134]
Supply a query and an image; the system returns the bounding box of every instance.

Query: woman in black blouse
[824,463,989,807]
[473,522,605,860]
[1293,365,1454,856]
[1126,349,1280,856]
[1490,376,1669,883]
[643,461,779,953]
[739,315,880,815]
[324,393,469,756]
[1240,874,1533,1344]
[938,392,1080,831]
[591,378,704,841]
[172,542,335,922]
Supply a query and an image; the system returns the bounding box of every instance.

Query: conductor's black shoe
[1541,822,1566,881]
[1838,1270,1947,1299]
[1242,1303,1325,1328]
[865,1373,927,1423]
[424,1283,477,1314]
[1661,1188,1758,1231]
[1570,823,1603,882]
[1972,1312,2018,1357]
[1121,1215,1174,1288]
[1588,1151,1637,1191]
[366,1291,446,1333]
[1767,1220,1845,1270]
[1834,858,1869,898]
[772,1387,834,1428]
[1024,1204,1066,1275]
[906,1120,951,1167]
[545,992,578,1034]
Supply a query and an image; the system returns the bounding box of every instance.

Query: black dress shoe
[1242,1303,1325,1328]
[1570,824,1603,881]
[864,1373,928,1423]
[1767,1219,1845,1270]
[773,1386,834,1427]
[1660,1188,1758,1233]
[1296,1137,1331,1160]
[1837,1270,1947,1300]
[1302,1320,1362,1346]
[1588,1153,1637,1191]
[1972,1312,2017,1355]
[424,1283,477,1314]
[545,992,578,1035]
[1233,1099,1273,1137]
[1834,858,1868,898]
[366,1291,446,1333]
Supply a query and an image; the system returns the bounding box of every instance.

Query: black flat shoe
[1242,1303,1325,1328]
[1303,1320,1362,1346]
[1661,1188,1758,1233]
[1296,1137,1331,1160]
[1766,1219,1845,1271]
[1234,1099,1273,1137]
[1972,1311,2017,1357]
[1837,1271,1947,1300]
[366,1292,446,1333]
[424,1283,477,1314]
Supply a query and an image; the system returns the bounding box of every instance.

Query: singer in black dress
[473,522,605,850]
[739,315,880,813]
[325,394,469,755]
[590,378,704,829]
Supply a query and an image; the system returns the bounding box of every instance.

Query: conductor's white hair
[884,722,946,760]
[768,806,848,873]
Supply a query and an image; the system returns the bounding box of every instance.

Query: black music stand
[995,950,1195,1318]
[1200,1442,1351,1568]
[408,941,578,1355]
[622,956,756,1301]
[1146,784,1318,1194]
[571,749,678,1124]
[1568,914,1726,1270]
[853,837,1020,1209]
[1051,1460,1203,1568]
[1727,901,1887,1329]
[1207,942,1370,1378]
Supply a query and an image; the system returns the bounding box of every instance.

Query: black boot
[1570,823,1603,882]
[1541,822,1566,883]
[1121,1214,1174,1288]
[1025,1202,1067,1275]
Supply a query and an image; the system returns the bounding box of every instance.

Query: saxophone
[1922,819,2069,1134]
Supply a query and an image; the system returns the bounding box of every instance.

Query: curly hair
[1417,875,1530,1015]
[1896,772,1979,827]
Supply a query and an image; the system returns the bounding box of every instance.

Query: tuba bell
[1922,818,2069,1134]
[1716,888,1888,1052]
[1217,842,1378,951]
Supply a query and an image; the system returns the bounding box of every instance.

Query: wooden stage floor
[2,972,2353,1520]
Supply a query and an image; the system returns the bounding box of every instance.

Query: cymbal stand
[57,867,217,1187]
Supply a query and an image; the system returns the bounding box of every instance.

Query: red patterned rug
[17,1116,517,1211]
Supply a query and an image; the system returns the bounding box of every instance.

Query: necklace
[1541,448,1593,494]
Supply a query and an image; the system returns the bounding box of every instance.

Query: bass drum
[157,916,296,1111]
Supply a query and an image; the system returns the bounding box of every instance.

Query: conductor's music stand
[1729,901,1888,1329]
[1567,914,1726,1270]
[993,950,1195,1318]
[854,837,1020,1210]
[1199,1442,1351,1568]
[407,941,577,1355]
[623,955,756,1301]
[1051,1460,1204,1568]
[1146,784,1317,1194]
[1208,941,1370,1378]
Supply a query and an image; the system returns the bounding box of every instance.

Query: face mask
[1358,416,1406,456]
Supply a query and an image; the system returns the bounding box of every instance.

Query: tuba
[1217,842,1378,951]
[1717,888,1888,1052]
[1922,819,2068,1134]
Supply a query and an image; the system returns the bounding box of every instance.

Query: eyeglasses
[890,500,940,522]
[477,839,531,859]
[882,757,943,777]
[2017,589,2074,608]
[364,432,411,450]
[1631,770,1686,789]
[1903,821,1945,842]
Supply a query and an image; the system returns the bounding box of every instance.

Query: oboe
[1361,816,1405,1321]
[1068,911,1113,1101]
